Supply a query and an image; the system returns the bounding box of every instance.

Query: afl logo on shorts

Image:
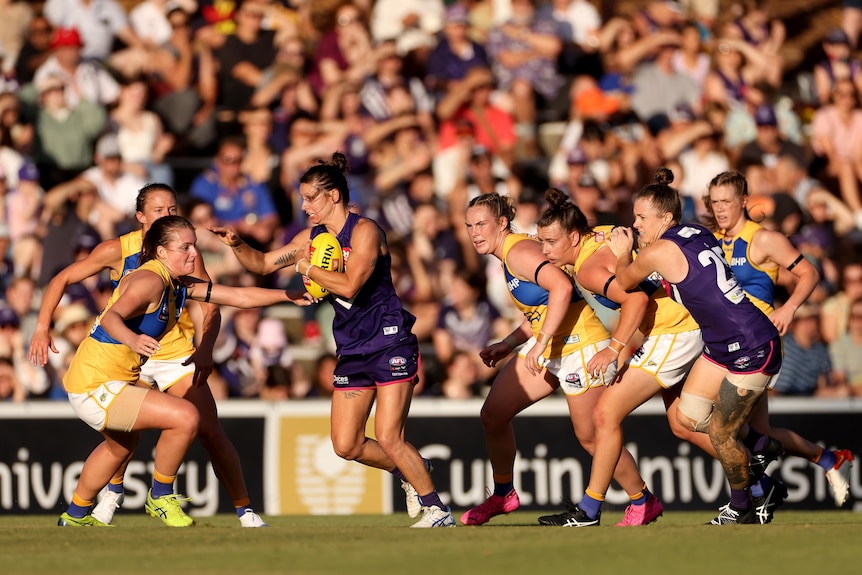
[565,373,583,388]
[733,356,751,370]
[389,356,407,367]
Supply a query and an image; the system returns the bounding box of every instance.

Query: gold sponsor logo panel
[278,415,386,515]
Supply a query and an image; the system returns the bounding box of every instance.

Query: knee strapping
[678,392,714,433]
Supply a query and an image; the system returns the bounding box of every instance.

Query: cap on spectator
[794,301,820,319]
[471,145,492,160]
[18,162,40,182]
[825,28,850,45]
[75,229,101,252]
[257,317,287,349]
[598,73,635,95]
[55,303,92,334]
[36,74,65,95]
[669,103,695,123]
[754,104,778,126]
[575,86,620,118]
[50,28,84,50]
[445,3,470,24]
[567,148,588,165]
[577,173,599,188]
[0,306,19,328]
[95,133,121,159]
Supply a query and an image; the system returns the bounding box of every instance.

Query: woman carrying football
[210,152,453,528]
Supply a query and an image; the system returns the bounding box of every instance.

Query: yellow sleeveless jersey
[574,226,698,336]
[64,260,184,393]
[716,219,777,315]
[502,233,609,359]
[114,230,196,360]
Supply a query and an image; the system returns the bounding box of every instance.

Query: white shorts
[68,380,148,432]
[139,357,195,392]
[520,337,615,396]
[627,329,703,389]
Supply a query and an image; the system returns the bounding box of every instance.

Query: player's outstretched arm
[28,238,122,366]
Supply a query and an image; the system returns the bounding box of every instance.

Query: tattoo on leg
[342,390,362,399]
[711,379,764,489]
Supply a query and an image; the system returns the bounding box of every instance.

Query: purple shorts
[332,335,420,390]
[704,336,782,375]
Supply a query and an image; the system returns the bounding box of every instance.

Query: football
[303,232,343,299]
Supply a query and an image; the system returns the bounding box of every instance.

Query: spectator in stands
[630,27,701,132]
[722,0,785,88]
[439,350,483,399]
[213,0,291,133]
[45,302,92,400]
[433,267,508,390]
[213,305,264,398]
[184,197,244,284]
[360,38,435,126]
[830,296,862,394]
[435,66,517,194]
[0,356,25,401]
[109,74,175,186]
[672,20,710,92]
[0,0,34,77]
[0,303,48,398]
[146,4,218,153]
[425,3,489,97]
[190,136,279,248]
[813,27,862,108]
[822,261,862,344]
[6,163,44,281]
[129,0,199,46]
[369,0,444,77]
[485,0,562,157]
[37,177,100,288]
[537,0,603,75]
[44,0,145,63]
[772,302,847,397]
[702,36,768,110]
[33,27,120,108]
[810,78,862,221]
[568,172,622,227]
[76,133,148,239]
[14,14,53,85]
[738,104,806,172]
[20,73,106,190]
[308,1,375,101]
[250,317,310,400]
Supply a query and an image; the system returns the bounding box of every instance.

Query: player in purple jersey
[211,152,455,528]
[607,168,783,525]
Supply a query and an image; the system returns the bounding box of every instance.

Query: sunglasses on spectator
[338,14,359,26]
[220,154,243,165]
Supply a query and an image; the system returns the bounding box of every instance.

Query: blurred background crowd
[2,0,862,403]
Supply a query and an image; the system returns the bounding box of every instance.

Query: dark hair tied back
[655,167,674,186]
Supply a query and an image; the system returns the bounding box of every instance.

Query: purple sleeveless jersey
[659,223,778,367]
[310,212,416,356]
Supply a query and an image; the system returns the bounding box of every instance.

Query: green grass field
[2,511,861,575]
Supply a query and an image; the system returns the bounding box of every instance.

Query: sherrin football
[303,232,343,299]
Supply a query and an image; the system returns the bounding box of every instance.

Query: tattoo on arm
[274,250,297,268]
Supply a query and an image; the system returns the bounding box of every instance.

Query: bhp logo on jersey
[731,257,747,267]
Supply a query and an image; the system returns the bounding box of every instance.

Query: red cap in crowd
[50,28,84,50]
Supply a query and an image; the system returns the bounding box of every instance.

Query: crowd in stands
[2,0,862,402]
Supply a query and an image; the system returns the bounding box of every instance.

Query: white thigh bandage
[678,391,714,433]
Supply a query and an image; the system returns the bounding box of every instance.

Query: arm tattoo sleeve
[274,250,298,268]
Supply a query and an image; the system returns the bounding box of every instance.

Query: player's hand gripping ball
[304,232,343,299]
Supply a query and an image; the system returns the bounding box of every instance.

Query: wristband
[295,258,308,274]
[609,337,626,354]
[503,334,520,349]
[204,281,213,303]
[537,332,551,346]
[611,337,627,347]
